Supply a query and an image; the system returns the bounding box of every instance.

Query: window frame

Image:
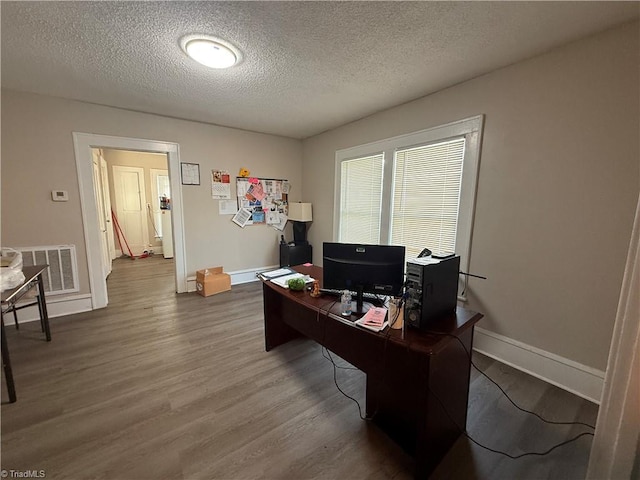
[333,115,484,297]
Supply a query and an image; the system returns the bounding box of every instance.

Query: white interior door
[92,151,111,278]
[112,165,149,257]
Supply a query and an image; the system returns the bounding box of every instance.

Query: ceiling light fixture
[180,35,241,69]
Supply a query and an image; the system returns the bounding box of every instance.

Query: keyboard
[318,288,386,301]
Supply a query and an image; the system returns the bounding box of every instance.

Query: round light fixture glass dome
[180,35,241,69]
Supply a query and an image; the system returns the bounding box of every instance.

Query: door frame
[73,133,187,309]
[99,152,117,262]
[91,151,112,277]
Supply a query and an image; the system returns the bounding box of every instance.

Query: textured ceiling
[1,1,638,139]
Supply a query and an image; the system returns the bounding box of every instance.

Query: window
[339,153,384,244]
[334,116,483,292]
[392,138,465,257]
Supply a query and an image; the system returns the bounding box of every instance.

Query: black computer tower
[404,256,460,330]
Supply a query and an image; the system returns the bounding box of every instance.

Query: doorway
[74,133,187,310]
[111,164,150,257]
[99,149,172,261]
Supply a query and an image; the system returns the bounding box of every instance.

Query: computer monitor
[323,242,406,314]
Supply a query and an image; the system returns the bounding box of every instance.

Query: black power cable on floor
[319,305,596,459]
[424,329,596,430]
[323,347,368,420]
[316,294,371,420]
[427,382,594,459]
[418,328,596,459]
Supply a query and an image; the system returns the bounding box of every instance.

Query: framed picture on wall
[181,162,200,185]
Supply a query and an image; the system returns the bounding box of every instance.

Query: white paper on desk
[261,268,296,279]
[355,319,389,332]
[270,273,314,289]
[355,307,389,332]
[407,257,441,267]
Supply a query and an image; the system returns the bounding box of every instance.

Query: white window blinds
[339,154,384,244]
[391,138,465,258]
[334,115,483,293]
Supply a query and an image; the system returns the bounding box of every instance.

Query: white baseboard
[3,293,93,325]
[186,265,278,292]
[473,327,605,404]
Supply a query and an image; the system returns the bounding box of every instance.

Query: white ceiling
[1,1,638,139]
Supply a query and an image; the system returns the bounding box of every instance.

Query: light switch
[51,190,69,202]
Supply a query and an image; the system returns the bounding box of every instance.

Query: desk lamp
[288,202,313,245]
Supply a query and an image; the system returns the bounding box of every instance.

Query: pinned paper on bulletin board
[266,210,279,225]
[232,208,253,228]
[247,182,266,201]
[272,213,288,231]
[234,177,288,227]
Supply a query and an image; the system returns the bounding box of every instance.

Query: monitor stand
[351,286,386,316]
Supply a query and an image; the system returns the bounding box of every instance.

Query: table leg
[36,285,45,333]
[1,315,17,403]
[36,274,51,342]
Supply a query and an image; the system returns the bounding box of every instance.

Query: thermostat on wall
[51,190,69,202]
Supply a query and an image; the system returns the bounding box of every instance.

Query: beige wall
[102,149,168,251]
[1,92,303,295]
[301,22,640,371]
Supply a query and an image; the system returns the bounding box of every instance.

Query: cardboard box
[196,266,231,297]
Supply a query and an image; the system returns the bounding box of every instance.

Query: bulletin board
[236,177,289,226]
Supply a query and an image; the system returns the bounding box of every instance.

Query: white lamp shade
[288,203,313,222]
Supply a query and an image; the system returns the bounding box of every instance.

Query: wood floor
[1,256,598,479]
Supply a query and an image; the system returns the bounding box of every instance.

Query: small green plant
[287,277,306,291]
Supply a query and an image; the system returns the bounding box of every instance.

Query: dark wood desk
[263,265,482,479]
[1,265,51,403]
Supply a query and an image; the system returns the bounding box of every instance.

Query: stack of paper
[355,307,389,332]
[259,268,296,279]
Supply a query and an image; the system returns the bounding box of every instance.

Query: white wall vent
[16,245,79,296]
